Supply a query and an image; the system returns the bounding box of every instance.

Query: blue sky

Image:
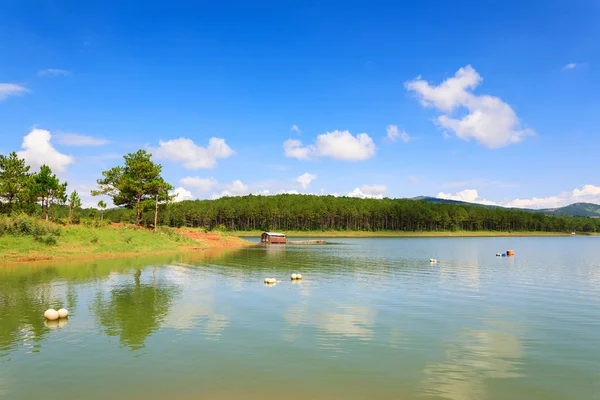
[1,0,599,208]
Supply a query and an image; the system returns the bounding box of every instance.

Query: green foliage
[0,214,61,237]
[124,236,133,244]
[92,150,172,226]
[68,190,82,224]
[30,165,67,222]
[0,152,31,214]
[91,235,99,244]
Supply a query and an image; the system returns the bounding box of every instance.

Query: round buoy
[429,258,437,263]
[58,308,69,319]
[44,309,59,321]
[496,253,502,256]
[264,278,276,284]
[296,274,302,280]
[291,273,298,280]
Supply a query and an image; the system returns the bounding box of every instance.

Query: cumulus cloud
[149,137,234,169]
[437,189,498,206]
[438,184,600,209]
[55,133,109,146]
[37,69,70,77]
[291,125,301,135]
[16,128,74,172]
[563,63,577,70]
[284,130,376,161]
[347,184,388,199]
[180,176,218,192]
[0,83,28,101]
[284,139,312,160]
[295,172,317,189]
[405,65,534,148]
[386,125,411,143]
[170,187,194,202]
[211,180,250,199]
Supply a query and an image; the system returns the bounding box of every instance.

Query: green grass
[0,224,200,263]
[230,230,586,238]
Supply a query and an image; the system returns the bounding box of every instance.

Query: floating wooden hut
[261,232,286,244]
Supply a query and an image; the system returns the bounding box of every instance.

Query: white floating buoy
[496,253,502,256]
[44,309,59,321]
[264,278,277,284]
[296,273,302,280]
[429,258,437,263]
[58,308,69,319]
[291,273,302,280]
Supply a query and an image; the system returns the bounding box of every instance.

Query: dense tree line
[2,150,599,234]
[104,194,600,233]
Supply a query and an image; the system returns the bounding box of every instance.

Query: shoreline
[232,230,595,238]
[0,226,252,266]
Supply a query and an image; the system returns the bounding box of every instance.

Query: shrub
[91,235,99,244]
[0,214,61,237]
[124,236,133,244]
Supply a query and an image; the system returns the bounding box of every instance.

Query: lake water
[1,237,599,400]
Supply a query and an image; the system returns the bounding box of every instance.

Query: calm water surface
[1,237,599,400]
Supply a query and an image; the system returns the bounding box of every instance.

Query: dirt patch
[176,229,252,248]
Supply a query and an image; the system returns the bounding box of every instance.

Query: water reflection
[90,268,180,351]
[421,317,524,400]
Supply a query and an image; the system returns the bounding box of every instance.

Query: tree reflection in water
[91,268,180,351]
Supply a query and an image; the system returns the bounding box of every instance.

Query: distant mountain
[413,197,600,218]
[540,203,600,218]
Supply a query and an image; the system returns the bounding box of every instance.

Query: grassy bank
[231,230,590,238]
[0,217,250,264]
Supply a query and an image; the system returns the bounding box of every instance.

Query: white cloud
[55,133,109,146]
[506,184,600,209]
[438,184,600,209]
[437,189,498,206]
[563,63,577,70]
[316,130,376,160]
[16,128,75,172]
[170,187,194,202]
[347,184,388,199]
[405,65,534,148]
[291,125,301,135]
[210,180,250,199]
[37,69,70,77]
[295,172,317,189]
[409,175,419,184]
[284,130,376,161]
[149,137,234,169]
[386,125,411,142]
[180,176,218,192]
[283,139,312,160]
[0,83,28,101]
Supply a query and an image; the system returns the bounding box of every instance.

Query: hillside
[415,197,600,218]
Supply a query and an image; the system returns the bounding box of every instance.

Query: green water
[1,237,599,400]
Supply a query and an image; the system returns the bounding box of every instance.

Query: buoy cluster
[44,308,69,321]
[496,249,515,257]
[429,258,438,263]
[264,273,303,285]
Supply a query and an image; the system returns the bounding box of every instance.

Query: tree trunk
[69,204,73,224]
[136,195,142,226]
[154,194,159,233]
[45,197,49,222]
